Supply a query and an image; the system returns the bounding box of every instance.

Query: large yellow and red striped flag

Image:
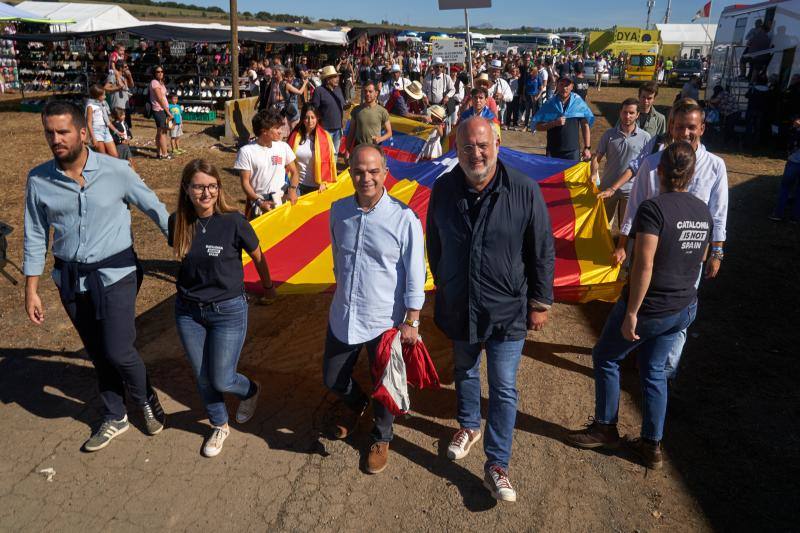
[243,147,623,303]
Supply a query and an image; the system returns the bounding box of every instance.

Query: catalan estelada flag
[243,147,623,303]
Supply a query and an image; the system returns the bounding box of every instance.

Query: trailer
[706,0,800,107]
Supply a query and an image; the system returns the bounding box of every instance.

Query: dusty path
[0,85,796,531]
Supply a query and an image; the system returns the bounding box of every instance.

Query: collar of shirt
[352,187,390,214]
[616,124,643,138]
[52,148,97,185]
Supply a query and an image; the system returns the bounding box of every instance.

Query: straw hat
[404,80,424,100]
[429,105,446,121]
[474,72,491,86]
[319,65,339,80]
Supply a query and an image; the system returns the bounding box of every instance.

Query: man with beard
[345,81,393,152]
[23,100,169,452]
[426,117,555,502]
[614,99,728,378]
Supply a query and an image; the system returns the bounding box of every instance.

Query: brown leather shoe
[332,401,368,440]
[566,418,621,449]
[366,442,389,474]
[625,436,663,469]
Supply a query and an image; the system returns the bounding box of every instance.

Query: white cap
[391,63,402,73]
[432,56,444,65]
[490,59,502,69]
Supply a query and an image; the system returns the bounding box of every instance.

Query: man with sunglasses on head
[426,116,555,502]
[24,100,170,452]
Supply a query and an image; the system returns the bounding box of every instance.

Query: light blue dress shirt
[621,144,728,242]
[329,189,426,345]
[23,150,170,291]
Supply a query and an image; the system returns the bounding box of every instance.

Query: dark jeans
[175,295,251,427]
[322,325,393,442]
[521,94,538,129]
[59,271,152,421]
[592,298,695,441]
[506,95,520,126]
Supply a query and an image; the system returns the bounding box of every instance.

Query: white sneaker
[484,464,517,502]
[235,381,260,424]
[202,426,230,457]
[446,428,482,460]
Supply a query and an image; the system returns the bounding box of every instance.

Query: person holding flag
[532,76,594,161]
[287,103,339,196]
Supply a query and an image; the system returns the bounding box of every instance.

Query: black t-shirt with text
[572,75,590,101]
[624,192,713,317]
[168,212,259,303]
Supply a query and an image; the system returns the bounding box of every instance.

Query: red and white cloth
[370,328,441,416]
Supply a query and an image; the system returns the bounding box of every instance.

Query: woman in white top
[86,83,121,158]
[287,103,338,196]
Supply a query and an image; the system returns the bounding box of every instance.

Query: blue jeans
[774,160,800,220]
[175,295,251,427]
[327,128,343,154]
[664,270,702,379]
[453,339,525,470]
[593,299,695,441]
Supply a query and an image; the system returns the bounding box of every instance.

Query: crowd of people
[19,30,800,505]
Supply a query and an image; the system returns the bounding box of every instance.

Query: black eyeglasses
[189,184,219,193]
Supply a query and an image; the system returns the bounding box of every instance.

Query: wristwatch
[404,318,420,328]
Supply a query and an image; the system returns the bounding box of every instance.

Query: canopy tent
[0,1,60,22]
[656,23,717,46]
[16,1,139,32]
[656,23,717,57]
[9,22,340,45]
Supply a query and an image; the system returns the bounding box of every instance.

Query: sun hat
[428,105,446,121]
[319,65,338,79]
[432,57,444,66]
[490,59,502,69]
[404,80,424,100]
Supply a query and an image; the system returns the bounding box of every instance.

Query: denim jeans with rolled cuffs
[453,339,525,470]
[322,326,393,443]
[175,294,251,427]
[592,298,695,442]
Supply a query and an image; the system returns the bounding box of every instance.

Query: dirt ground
[0,85,797,532]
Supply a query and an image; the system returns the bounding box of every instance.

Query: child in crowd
[168,93,185,155]
[111,107,135,169]
[86,84,121,158]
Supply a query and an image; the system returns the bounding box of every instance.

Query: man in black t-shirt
[572,63,590,102]
[566,141,712,471]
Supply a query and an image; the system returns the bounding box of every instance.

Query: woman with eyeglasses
[169,159,277,457]
[149,67,173,160]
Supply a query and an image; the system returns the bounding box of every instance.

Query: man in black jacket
[426,116,555,502]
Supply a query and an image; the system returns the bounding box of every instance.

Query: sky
[182,0,736,29]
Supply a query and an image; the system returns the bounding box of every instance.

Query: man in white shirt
[245,60,260,96]
[422,57,455,107]
[378,64,411,106]
[488,59,513,126]
[615,100,728,378]
[235,110,299,219]
[323,144,426,475]
[595,56,609,90]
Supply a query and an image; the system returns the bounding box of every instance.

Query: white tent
[656,23,718,57]
[16,1,139,32]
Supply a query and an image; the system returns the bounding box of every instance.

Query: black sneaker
[83,416,130,452]
[142,392,165,435]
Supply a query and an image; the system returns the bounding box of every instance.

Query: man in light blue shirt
[323,144,425,475]
[24,101,170,452]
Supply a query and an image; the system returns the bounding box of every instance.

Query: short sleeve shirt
[169,212,259,303]
[350,103,390,146]
[596,125,651,193]
[234,141,297,197]
[624,193,713,317]
[149,79,165,112]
